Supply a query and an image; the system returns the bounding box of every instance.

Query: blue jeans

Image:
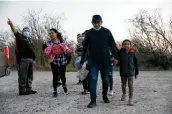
[89,64,112,99]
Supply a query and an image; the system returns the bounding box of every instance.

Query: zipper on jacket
[126,52,129,76]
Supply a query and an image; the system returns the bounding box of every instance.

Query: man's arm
[32,52,36,61]
[7,18,17,33]
[80,33,89,65]
[7,18,21,40]
[108,31,119,60]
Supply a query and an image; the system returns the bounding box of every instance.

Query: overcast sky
[0,0,172,42]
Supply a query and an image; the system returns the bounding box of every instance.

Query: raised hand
[7,18,17,33]
[7,18,13,26]
[135,75,138,79]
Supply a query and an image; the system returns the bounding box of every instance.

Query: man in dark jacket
[7,18,37,95]
[80,15,119,108]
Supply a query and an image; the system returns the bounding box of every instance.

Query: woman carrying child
[43,28,71,97]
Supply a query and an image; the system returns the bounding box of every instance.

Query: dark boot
[121,94,126,101]
[128,98,134,106]
[53,87,57,97]
[63,85,68,93]
[103,96,110,103]
[87,97,96,108]
[27,90,37,94]
[19,87,28,95]
[19,91,29,95]
[53,91,57,97]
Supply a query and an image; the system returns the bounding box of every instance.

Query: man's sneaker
[103,96,110,103]
[81,90,90,95]
[63,86,68,93]
[53,91,57,97]
[27,90,37,94]
[87,101,96,108]
[108,90,114,96]
[128,98,134,106]
[121,94,126,101]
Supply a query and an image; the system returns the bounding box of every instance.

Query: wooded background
[1,9,172,71]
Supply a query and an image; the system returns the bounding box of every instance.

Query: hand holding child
[114,59,118,66]
[78,64,83,69]
[135,75,138,79]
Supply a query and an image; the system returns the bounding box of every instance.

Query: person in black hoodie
[80,15,119,108]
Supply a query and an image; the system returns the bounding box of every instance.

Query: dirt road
[0,71,172,114]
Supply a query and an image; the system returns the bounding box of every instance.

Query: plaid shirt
[53,54,67,66]
[47,40,67,66]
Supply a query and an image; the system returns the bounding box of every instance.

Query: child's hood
[129,48,136,53]
[120,48,136,53]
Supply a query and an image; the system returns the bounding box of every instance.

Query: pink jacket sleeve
[44,45,52,55]
[59,43,71,54]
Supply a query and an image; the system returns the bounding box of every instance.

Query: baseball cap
[92,15,102,23]
[23,27,30,32]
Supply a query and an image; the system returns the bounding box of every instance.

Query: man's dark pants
[17,58,34,93]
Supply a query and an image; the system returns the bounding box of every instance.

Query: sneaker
[103,96,110,103]
[87,101,96,108]
[108,90,114,96]
[27,90,37,94]
[63,86,68,93]
[121,94,126,101]
[53,91,57,97]
[81,90,90,95]
[128,98,134,106]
